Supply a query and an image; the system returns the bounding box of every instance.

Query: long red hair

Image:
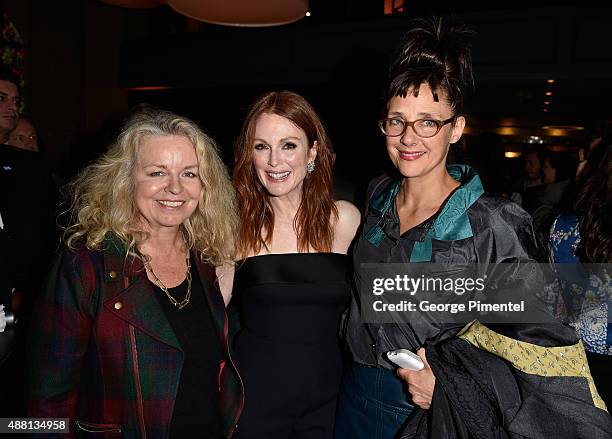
[233,91,337,258]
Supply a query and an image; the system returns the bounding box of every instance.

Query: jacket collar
[432,164,484,236]
[366,165,484,260]
[99,233,225,350]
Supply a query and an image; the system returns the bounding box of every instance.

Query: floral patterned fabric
[550,214,612,355]
[459,320,606,411]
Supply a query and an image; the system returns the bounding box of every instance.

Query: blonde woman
[27,107,242,438]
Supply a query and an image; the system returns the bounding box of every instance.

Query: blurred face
[385,84,465,180]
[0,80,20,138]
[251,113,317,201]
[542,157,556,184]
[8,118,38,152]
[134,135,202,233]
[524,152,541,180]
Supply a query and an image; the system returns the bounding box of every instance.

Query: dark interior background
[4,0,612,202]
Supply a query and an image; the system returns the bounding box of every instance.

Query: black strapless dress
[232,253,350,439]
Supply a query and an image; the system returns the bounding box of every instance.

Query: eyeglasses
[378,116,456,138]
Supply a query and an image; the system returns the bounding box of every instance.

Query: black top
[152,264,222,439]
[234,253,351,345]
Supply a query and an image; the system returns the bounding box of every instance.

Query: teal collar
[366,165,484,261]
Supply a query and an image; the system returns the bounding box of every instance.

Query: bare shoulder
[335,200,361,228]
[332,200,361,253]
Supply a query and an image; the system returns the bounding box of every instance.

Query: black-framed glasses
[378,116,456,138]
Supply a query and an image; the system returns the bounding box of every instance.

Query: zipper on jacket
[129,325,147,439]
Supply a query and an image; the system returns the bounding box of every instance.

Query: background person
[511,146,546,207]
[0,69,58,417]
[550,138,612,408]
[7,116,38,152]
[26,107,242,438]
[0,71,57,318]
[230,90,360,439]
[0,67,19,144]
[523,146,545,188]
[529,150,577,234]
[336,16,611,439]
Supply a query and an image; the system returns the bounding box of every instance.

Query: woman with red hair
[230,90,360,439]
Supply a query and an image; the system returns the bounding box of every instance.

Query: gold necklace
[145,257,192,309]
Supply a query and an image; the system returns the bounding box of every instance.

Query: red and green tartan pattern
[26,235,243,438]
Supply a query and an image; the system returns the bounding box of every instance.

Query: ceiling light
[496,127,518,136]
[168,0,309,27]
[126,85,177,91]
[100,0,309,27]
[542,125,585,131]
[100,0,163,7]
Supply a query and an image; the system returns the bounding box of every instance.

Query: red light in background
[384,0,405,15]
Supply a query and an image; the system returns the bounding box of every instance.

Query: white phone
[386,349,425,371]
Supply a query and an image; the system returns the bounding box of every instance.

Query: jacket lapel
[100,236,181,350]
[104,274,182,350]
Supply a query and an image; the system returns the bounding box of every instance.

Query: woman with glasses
[230,90,360,439]
[335,16,611,439]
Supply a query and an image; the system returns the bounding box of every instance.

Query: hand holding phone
[386,348,425,371]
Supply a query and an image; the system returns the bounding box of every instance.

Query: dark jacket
[402,321,612,439]
[345,165,555,364]
[0,145,58,310]
[26,235,243,438]
[345,165,611,438]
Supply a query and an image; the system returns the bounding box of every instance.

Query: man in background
[0,70,20,143]
[0,69,57,319]
[7,117,38,152]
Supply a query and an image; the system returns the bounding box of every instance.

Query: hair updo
[387,16,475,115]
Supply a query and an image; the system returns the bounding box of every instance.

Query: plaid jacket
[26,235,244,438]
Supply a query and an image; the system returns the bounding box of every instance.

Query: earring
[306,161,315,173]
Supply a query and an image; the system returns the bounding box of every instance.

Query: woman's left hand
[396,348,435,409]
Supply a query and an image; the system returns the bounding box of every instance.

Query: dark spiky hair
[387,16,475,114]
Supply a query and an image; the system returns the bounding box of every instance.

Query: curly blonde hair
[64,107,238,265]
